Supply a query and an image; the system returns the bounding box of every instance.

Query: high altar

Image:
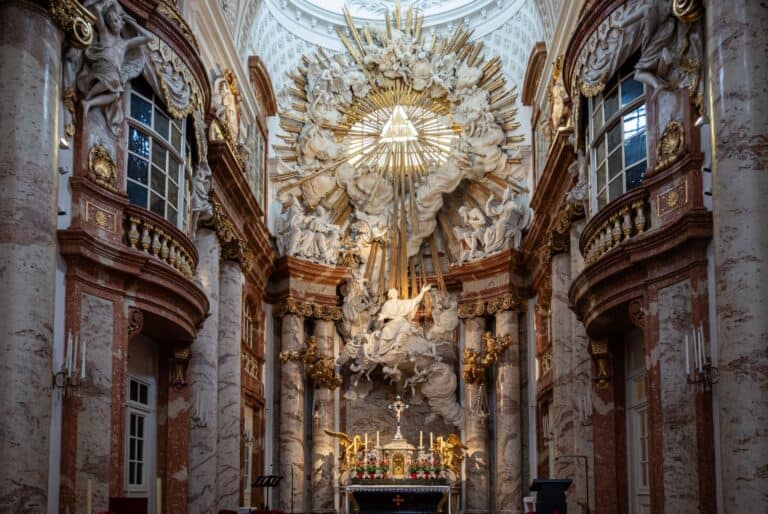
[326,397,464,513]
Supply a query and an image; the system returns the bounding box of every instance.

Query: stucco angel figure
[78,0,152,135]
[483,186,531,251]
[618,0,677,95]
[275,193,307,257]
[454,206,486,262]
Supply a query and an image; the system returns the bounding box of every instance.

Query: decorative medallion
[656,179,689,217]
[128,308,144,336]
[85,201,117,233]
[88,144,117,191]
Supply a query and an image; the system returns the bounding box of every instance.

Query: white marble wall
[188,229,220,514]
[0,4,61,511]
[216,260,244,511]
[464,316,490,514]
[279,314,306,513]
[658,280,699,513]
[75,294,114,513]
[706,2,768,512]
[311,320,336,514]
[495,310,522,514]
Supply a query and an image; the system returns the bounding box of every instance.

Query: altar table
[344,484,454,514]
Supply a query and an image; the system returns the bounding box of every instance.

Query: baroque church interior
[1,0,766,513]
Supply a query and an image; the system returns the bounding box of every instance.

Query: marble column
[188,228,220,514]
[217,260,245,511]
[495,310,522,514]
[464,316,490,514]
[706,2,768,512]
[570,220,594,514]
[279,313,306,513]
[0,3,61,511]
[311,320,336,514]
[550,254,576,502]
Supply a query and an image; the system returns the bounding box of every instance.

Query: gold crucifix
[388,395,409,440]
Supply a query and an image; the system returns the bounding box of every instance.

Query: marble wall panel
[76,294,114,513]
[216,261,245,511]
[657,280,699,513]
[0,4,61,511]
[188,229,220,514]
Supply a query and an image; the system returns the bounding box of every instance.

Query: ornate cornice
[457,292,524,319]
[272,297,342,321]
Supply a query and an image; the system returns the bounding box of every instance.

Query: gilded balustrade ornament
[457,293,522,320]
[279,335,343,390]
[462,332,513,385]
[49,0,96,48]
[272,297,343,321]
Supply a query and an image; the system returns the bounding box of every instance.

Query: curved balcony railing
[123,205,197,279]
[581,188,651,265]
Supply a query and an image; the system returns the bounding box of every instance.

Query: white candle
[66,333,73,374]
[430,432,433,448]
[86,478,92,514]
[685,335,690,375]
[419,430,423,448]
[354,438,358,454]
[364,433,368,448]
[81,338,86,380]
[376,431,380,447]
[156,477,162,514]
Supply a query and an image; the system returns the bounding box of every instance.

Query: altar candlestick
[86,478,92,514]
[376,431,380,447]
[419,430,423,448]
[80,338,87,380]
[685,335,690,375]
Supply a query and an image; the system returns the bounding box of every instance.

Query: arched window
[126,78,192,229]
[588,60,647,211]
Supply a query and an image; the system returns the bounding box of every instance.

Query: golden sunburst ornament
[274,2,525,298]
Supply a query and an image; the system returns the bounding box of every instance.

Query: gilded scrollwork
[49,0,97,48]
[155,2,199,52]
[457,293,523,320]
[462,332,513,385]
[656,120,684,170]
[88,144,118,190]
[272,297,342,321]
[279,335,342,390]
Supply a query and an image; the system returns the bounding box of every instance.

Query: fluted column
[216,260,245,511]
[279,313,306,513]
[188,228,220,514]
[706,2,768,512]
[464,316,490,514]
[495,309,522,514]
[551,254,576,493]
[311,319,336,514]
[0,3,61,511]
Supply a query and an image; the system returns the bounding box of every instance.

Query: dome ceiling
[249,1,543,93]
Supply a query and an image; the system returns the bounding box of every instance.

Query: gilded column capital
[272,297,342,321]
[48,0,95,47]
[457,292,524,319]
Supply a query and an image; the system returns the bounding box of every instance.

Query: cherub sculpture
[324,430,367,472]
